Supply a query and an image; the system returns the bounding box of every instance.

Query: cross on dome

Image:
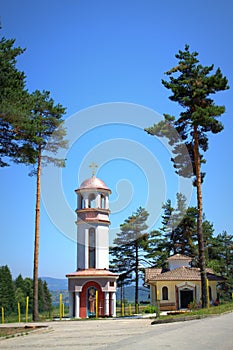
[89,162,98,177]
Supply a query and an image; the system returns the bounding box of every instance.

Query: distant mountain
[116,285,150,303]
[41,277,68,291]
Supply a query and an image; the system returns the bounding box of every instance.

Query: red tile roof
[145,267,224,282]
[66,268,118,278]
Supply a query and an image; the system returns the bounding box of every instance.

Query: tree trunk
[135,241,139,313]
[33,150,41,321]
[193,126,207,308]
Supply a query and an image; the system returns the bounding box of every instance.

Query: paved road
[0,312,232,349]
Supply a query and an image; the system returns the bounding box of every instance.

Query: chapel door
[180,290,193,308]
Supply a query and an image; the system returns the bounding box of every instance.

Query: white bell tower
[75,169,111,270]
[66,164,118,318]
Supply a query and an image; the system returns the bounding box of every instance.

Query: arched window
[162,286,168,300]
[88,228,96,268]
[88,193,96,208]
[80,195,84,209]
[100,194,106,209]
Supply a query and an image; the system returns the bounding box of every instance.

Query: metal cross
[89,162,98,177]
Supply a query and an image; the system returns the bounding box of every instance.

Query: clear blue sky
[0,0,232,279]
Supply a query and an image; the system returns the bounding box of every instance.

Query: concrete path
[0,312,232,349]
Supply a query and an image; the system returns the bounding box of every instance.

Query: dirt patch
[0,325,48,338]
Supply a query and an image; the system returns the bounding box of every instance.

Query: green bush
[142,305,158,314]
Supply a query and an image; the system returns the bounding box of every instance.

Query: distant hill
[41,277,68,291]
[116,285,150,303]
[41,277,150,305]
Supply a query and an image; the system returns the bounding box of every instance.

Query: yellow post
[25,296,29,322]
[157,289,160,301]
[121,303,125,316]
[1,307,4,324]
[18,302,21,323]
[206,279,210,308]
[129,303,132,316]
[95,290,98,318]
[59,294,63,320]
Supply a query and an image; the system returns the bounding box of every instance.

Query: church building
[66,171,118,318]
[145,254,224,311]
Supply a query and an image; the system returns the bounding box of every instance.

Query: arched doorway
[80,281,104,318]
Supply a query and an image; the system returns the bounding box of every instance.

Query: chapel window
[162,286,168,300]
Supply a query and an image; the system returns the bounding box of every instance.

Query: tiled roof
[66,268,118,278]
[145,266,224,282]
[145,268,162,281]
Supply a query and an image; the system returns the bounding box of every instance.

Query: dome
[79,176,110,191]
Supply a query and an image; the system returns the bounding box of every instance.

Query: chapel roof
[77,176,111,192]
[145,266,224,282]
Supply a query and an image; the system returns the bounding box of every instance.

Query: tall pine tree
[145,45,229,307]
[110,207,149,312]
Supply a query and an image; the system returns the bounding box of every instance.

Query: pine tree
[0,34,30,166]
[145,229,168,268]
[23,90,67,321]
[0,34,67,319]
[13,90,67,321]
[110,207,149,311]
[145,45,229,307]
[0,266,16,315]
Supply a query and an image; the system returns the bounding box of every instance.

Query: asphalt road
[0,312,232,349]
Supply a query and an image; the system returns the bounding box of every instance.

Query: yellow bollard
[18,302,21,323]
[95,290,98,318]
[25,296,29,322]
[1,307,4,324]
[59,294,63,320]
[121,303,125,316]
[129,303,132,316]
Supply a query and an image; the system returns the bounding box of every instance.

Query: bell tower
[75,165,111,271]
[66,165,118,318]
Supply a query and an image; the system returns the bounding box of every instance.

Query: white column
[105,292,109,316]
[75,291,80,318]
[111,292,116,317]
[96,194,101,208]
[85,228,89,269]
[69,292,73,318]
[84,197,89,208]
[105,196,109,209]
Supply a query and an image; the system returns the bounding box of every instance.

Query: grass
[156,301,233,321]
[0,326,41,338]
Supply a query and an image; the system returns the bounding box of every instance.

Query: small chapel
[66,169,118,318]
[145,254,224,311]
